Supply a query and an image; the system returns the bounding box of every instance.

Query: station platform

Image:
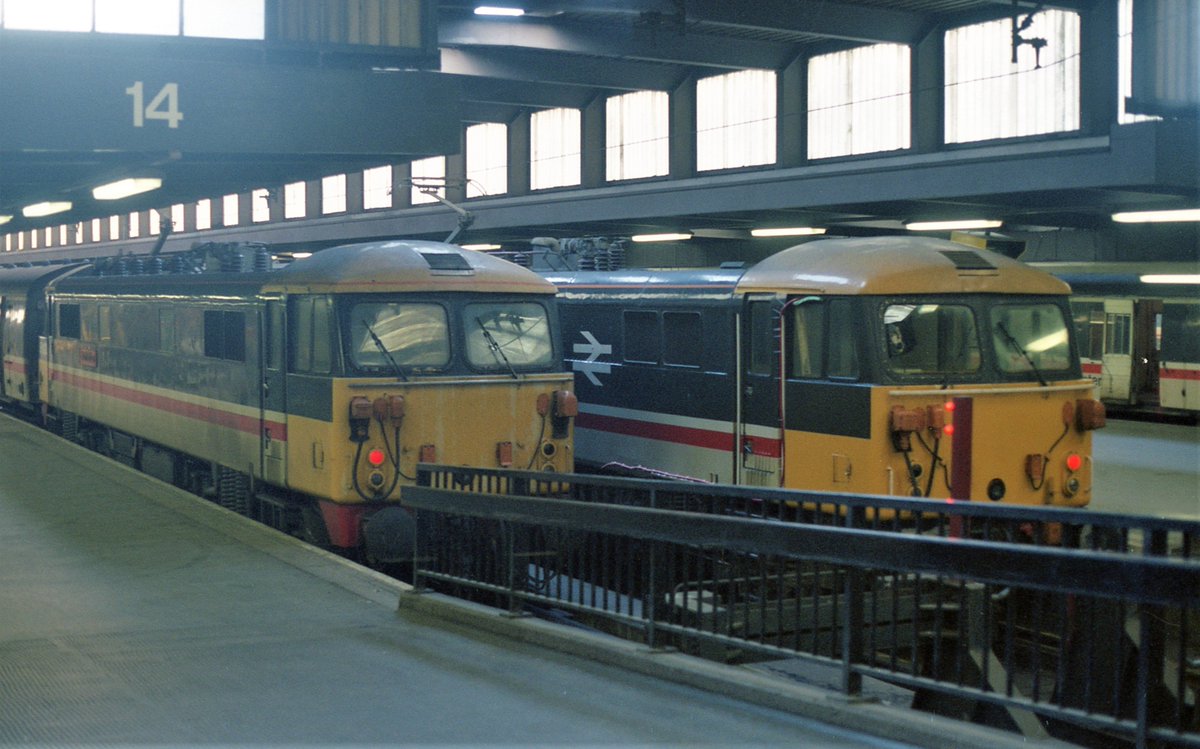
[0,413,1066,749]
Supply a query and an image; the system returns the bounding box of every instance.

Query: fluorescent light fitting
[22,201,72,218]
[906,219,1002,231]
[750,227,827,238]
[474,5,524,16]
[1140,274,1200,284]
[631,232,693,243]
[92,177,162,201]
[460,243,502,251]
[0,215,11,226]
[1112,208,1200,223]
[290,252,313,260]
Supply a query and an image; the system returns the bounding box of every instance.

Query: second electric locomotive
[546,235,1104,508]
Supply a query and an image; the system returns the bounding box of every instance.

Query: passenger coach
[0,240,576,560]
[547,236,1104,508]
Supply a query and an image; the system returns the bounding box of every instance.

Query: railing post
[505,522,522,616]
[646,487,659,649]
[842,506,865,696]
[1136,528,1169,749]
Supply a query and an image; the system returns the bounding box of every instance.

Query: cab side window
[827,300,859,379]
[290,296,332,374]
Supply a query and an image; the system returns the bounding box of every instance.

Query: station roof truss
[0,0,1195,257]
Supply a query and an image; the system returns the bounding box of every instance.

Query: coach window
[623,310,660,363]
[662,311,701,367]
[58,304,81,339]
[827,300,859,379]
[789,303,825,378]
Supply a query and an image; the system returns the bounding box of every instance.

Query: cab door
[737,295,784,487]
[259,299,288,485]
[1101,299,1133,403]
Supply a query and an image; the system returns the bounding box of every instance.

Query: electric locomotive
[0,240,576,559]
[547,235,1104,507]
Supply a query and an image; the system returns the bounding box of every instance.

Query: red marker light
[367,448,387,467]
[944,400,956,412]
[1065,453,1082,472]
[943,424,954,437]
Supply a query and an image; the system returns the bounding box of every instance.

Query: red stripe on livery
[1161,368,1200,381]
[51,367,287,440]
[577,410,737,453]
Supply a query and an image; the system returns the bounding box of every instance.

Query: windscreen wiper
[477,317,518,378]
[362,319,408,381]
[996,322,1047,387]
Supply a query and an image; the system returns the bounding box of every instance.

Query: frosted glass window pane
[95,0,178,35]
[466,123,508,198]
[696,69,776,171]
[195,199,211,230]
[170,204,185,231]
[606,90,669,181]
[147,212,159,235]
[284,182,306,219]
[109,215,120,240]
[363,165,393,210]
[60,225,69,245]
[128,213,140,239]
[3,0,91,31]
[945,10,1080,143]
[322,174,347,215]
[223,194,239,226]
[809,44,911,159]
[183,0,263,39]
[531,108,581,190]
[411,157,446,205]
[252,189,270,223]
[1118,0,1161,123]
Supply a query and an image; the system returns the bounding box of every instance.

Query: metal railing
[411,465,1199,748]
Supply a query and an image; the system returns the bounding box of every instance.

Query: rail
[411,465,1198,749]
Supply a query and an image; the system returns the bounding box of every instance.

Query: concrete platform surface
[0,414,928,749]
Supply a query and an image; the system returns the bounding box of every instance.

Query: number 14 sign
[125,81,183,129]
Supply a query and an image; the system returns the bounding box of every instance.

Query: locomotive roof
[0,263,86,293]
[263,240,556,295]
[735,236,1070,296]
[549,237,1068,298]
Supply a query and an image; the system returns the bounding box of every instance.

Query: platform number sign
[125,81,183,129]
